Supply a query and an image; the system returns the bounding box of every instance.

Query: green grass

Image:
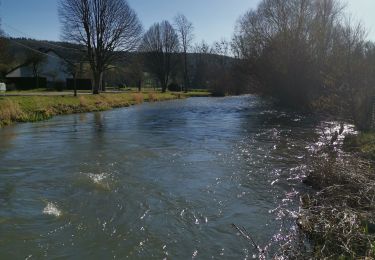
[0,91,208,127]
[344,132,375,160]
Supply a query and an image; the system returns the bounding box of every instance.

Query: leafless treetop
[59,0,143,65]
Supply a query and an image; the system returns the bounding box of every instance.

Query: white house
[6,49,71,86]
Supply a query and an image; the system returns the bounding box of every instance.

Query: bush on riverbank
[299,154,375,258]
[0,91,208,127]
[233,0,375,131]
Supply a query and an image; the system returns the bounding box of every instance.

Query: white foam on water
[140,209,150,220]
[43,202,62,217]
[87,173,108,184]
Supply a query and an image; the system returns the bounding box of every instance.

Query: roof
[6,63,26,75]
[6,48,71,76]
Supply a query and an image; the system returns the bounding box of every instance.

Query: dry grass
[132,93,144,104]
[147,93,158,102]
[298,155,375,258]
[0,91,195,127]
[0,99,25,126]
[79,96,89,108]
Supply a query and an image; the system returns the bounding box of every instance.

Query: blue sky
[1,0,375,44]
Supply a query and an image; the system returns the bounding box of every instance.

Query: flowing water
[0,96,321,259]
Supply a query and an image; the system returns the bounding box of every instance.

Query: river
[0,96,320,259]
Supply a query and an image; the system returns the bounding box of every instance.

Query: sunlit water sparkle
[0,96,344,259]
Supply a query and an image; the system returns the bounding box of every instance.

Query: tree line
[232,0,375,130]
[57,0,249,96]
[0,0,249,96]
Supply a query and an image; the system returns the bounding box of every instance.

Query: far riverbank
[0,91,210,127]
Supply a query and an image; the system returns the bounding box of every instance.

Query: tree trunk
[101,73,106,92]
[92,72,102,95]
[184,52,189,93]
[162,79,167,92]
[160,78,167,93]
[73,74,77,97]
[93,84,100,95]
[36,77,39,89]
[138,79,142,92]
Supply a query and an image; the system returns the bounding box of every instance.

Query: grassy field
[0,91,211,127]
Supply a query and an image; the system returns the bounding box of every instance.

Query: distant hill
[4,37,236,89]
[6,37,234,65]
[6,37,85,65]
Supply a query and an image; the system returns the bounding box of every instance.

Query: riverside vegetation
[297,142,375,258]
[0,91,210,127]
[262,125,375,259]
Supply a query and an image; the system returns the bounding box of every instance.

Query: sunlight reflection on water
[0,96,335,259]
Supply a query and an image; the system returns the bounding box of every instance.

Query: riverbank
[0,91,211,127]
[293,133,375,259]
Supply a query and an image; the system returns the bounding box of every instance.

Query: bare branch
[58,0,143,94]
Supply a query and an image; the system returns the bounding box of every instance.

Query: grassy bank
[0,91,210,127]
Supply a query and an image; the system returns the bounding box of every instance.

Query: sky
[1,0,375,44]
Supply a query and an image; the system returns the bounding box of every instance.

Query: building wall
[41,52,70,82]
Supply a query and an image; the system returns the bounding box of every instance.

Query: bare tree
[232,0,375,129]
[190,41,210,89]
[58,0,143,94]
[174,14,194,92]
[24,50,47,88]
[28,53,45,79]
[208,39,232,96]
[232,0,347,106]
[330,17,370,129]
[128,55,144,92]
[62,50,87,96]
[194,40,210,55]
[140,21,179,93]
[212,39,231,67]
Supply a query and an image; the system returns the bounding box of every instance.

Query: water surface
[0,96,318,259]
